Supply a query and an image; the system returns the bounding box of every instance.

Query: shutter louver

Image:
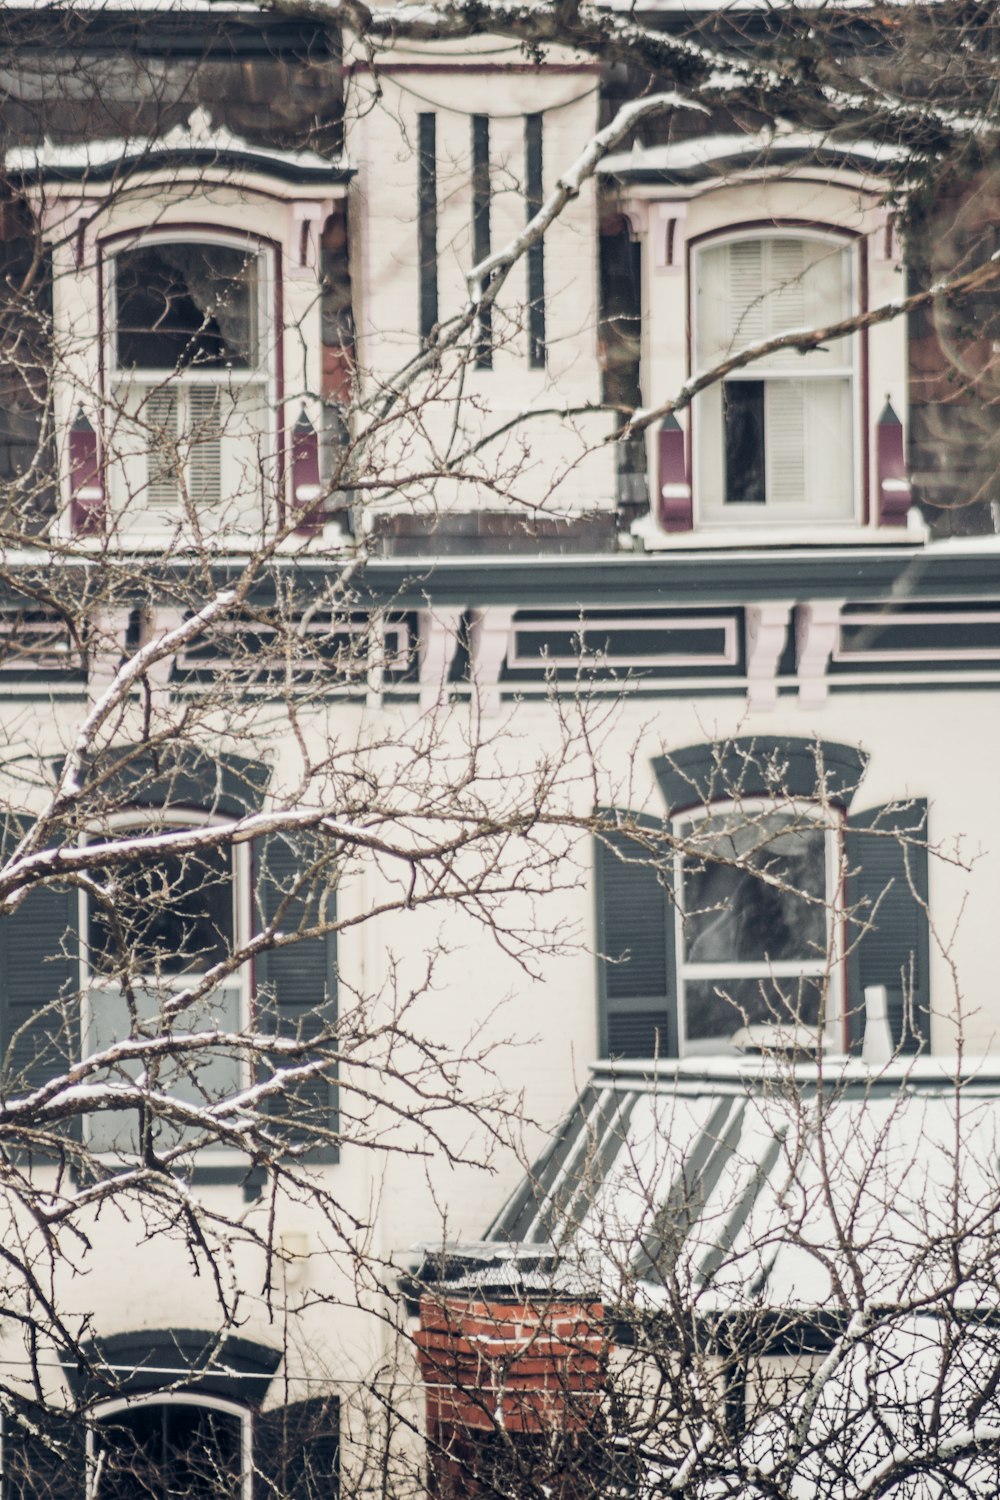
[3,1410,86,1500]
[254,1398,340,1500]
[768,238,805,332]
[766,382,806,504]
[188,384,223,505]
[144,388,180,506]
[255,832,338,1162]
[845,801,930,1054]
[595,816,677,1060]
[0,824,77,1101]
[726,241,765,347]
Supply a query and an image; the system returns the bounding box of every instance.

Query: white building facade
[0,8,997,1497]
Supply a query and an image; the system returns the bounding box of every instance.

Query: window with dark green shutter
[596,759,930,1061]
[595,818,676,1060]
[254,831,338,1162]
[845,801,930,1053]
[254,1397,339,1500]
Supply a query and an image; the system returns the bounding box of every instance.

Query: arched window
[693,232,857,524]
[93,1396,248,1500]
[595,739,930,1059]
[106,232,275,531]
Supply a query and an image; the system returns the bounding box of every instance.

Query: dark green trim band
[652,736,868,814]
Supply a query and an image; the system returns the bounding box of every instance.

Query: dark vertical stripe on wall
[472,115,492,369]
[418,114,438,344]
[525,112,545,369]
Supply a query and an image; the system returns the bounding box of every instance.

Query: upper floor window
[108,234,274,526]
[82,821,249,1157]
[675,804,838,1055]
[595,739,931,1061]
[694,234,856,525]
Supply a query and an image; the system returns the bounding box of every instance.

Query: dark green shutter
[0,823,78,1099]
[255,833,338,1162]
[845,800,930,1054]
[2,1409,86,1500]
[595,815,676,1059]
[254,1397,340,1500]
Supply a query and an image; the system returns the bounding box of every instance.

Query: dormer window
[108,234,274,528]
[694,233,856,524]
[601,134,906,542]
[8,108,352,542]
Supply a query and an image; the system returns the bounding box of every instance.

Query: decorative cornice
[6,107,352,188]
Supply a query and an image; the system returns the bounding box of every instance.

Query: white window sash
[673,801,844,1055]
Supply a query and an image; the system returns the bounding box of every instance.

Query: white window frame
[78,810,251,1161]
[690,227,862,530]
[672,798,844,1056]
[89,1392,252,1500]
[103,227,278,518]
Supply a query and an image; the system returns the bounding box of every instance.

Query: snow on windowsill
[630,515,928,552]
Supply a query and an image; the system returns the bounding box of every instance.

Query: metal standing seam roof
[421,1057,1000,1316]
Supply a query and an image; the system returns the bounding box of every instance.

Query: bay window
[694,234,856,524]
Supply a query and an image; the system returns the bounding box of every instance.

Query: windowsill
[48,525,354,556]
[78,1153,266,1182]
[631,515,928,552]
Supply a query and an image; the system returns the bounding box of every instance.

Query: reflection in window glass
[114,243,259,372]
[96,1403,242,1500]
[88,846,234,978]
[684,977,824,1051]
[682,812,827,965]
[679,810,833,1054]
[85,982,242,1155]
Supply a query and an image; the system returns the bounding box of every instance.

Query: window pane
[96,1403,242,1500]
[115,243,259,371]
[88,846,234,978]
[684,976,824,1054]
[723,381,766,504]
[697,237,851,372]
[681,813,828,964]
[109,381,270,526]
[85,982,242,1155]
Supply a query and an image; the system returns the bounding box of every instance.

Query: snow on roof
[5,107,351,185]
[471,1055,1000,1314]
[598,129,907,183]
